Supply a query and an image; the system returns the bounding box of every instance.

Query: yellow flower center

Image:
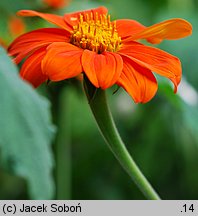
[70,13,122,53]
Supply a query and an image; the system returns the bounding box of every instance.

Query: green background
[0,0,198,200]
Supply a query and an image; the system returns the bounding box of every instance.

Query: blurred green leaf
[0,47,55,199]
[159,80,198,150]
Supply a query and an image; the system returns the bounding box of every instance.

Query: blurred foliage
[0,48,55,199]
[0,0,198,200]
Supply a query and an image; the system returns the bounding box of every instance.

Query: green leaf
[0,47,56,199]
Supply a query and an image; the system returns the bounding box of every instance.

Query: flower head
[43,0,70,9]
[8,16,26,38]
[8,7,192,103]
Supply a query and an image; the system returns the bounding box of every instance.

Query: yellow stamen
[70,13,122,53]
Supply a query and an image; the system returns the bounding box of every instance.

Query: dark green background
[0,0,197,200]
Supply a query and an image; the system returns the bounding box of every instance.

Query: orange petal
[116,19,145,39]
[41,42,83,81]
[20,47,47,88]
[64,6,108,28]
[117,55,158,103]
[119,41,181,92]
[8,28,70,64]
[129,18,192,44]
[17,10,70,31]
[82,50,123,89]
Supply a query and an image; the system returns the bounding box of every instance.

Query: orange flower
[43,0,70,9]
[8,16,26,38]
[8,7,192,103]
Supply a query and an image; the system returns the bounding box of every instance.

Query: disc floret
[70,13,122,53]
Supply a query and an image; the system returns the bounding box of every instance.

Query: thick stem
[83,77,160,200]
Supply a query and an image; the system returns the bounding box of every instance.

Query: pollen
[70,13,122,53]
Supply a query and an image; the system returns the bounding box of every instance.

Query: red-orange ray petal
[41,42,83,81]
[117,55,158,103]
[129,18,192,44]
[64,6,108,28]
[119,41,181,92]
[20,47,48,88]
[82,50,123,89]
[17,10,70,31]
[8,28,70,64]
[116,19,146,39]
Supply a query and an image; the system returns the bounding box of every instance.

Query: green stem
[83,77,160,200]
[56,87,72,200]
